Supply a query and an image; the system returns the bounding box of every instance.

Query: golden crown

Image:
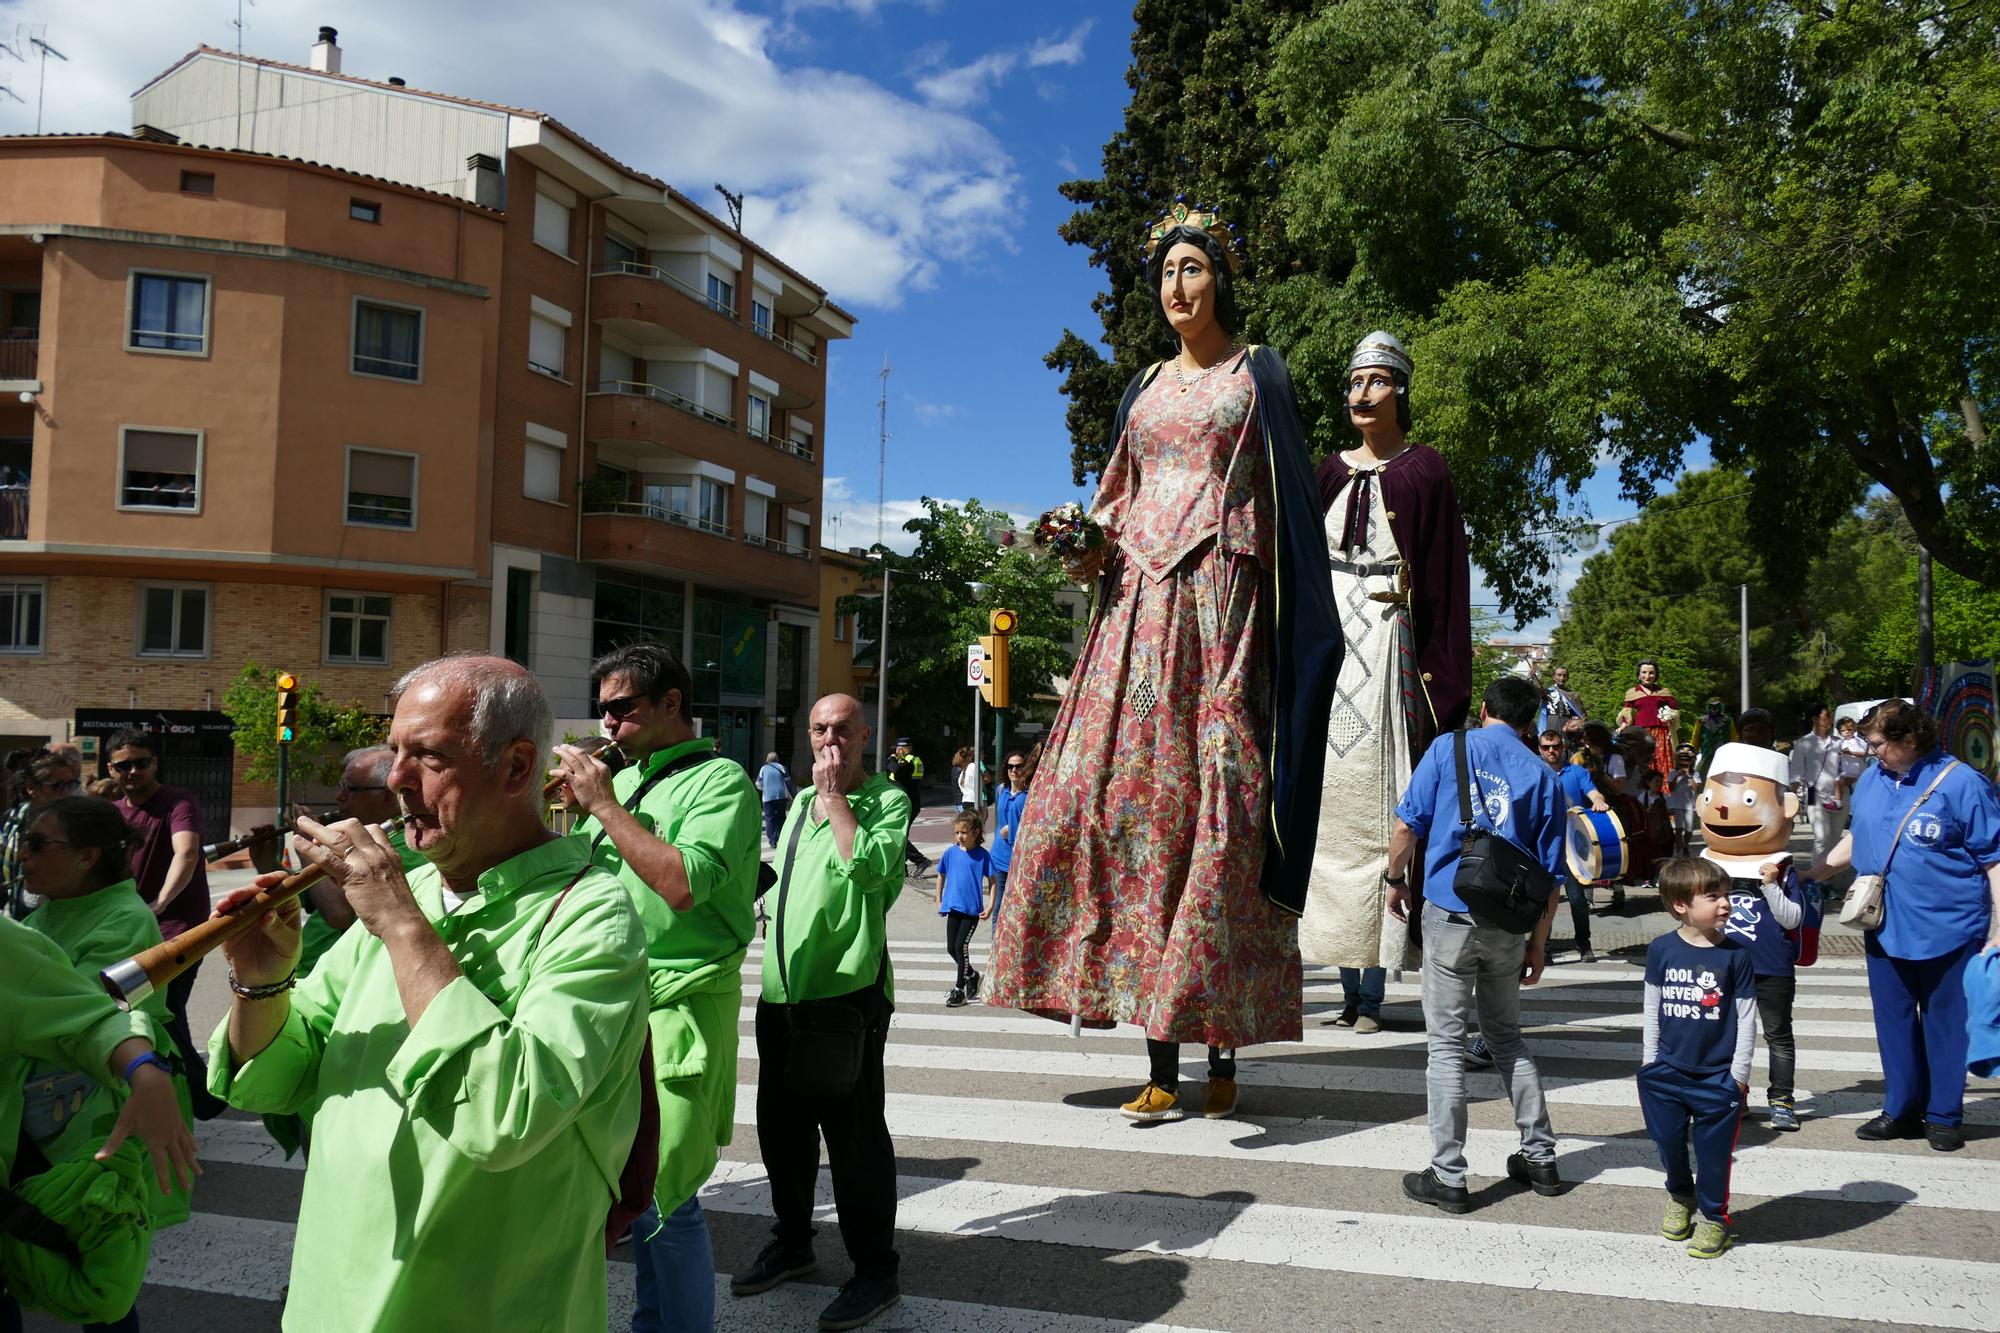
[1144,198,1241,272]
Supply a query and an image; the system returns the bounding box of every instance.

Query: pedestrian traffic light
[275,671,299,745]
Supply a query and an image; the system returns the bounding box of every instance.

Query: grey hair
[393,654,552,774]
[342,745,394,785]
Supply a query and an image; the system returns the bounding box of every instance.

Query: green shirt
[570,738,760,1208]
[296,827,425,979]
[761,774,914,1004]
[208,837,649,1333]
[23,879,193,1226]
[0,915,152,1185]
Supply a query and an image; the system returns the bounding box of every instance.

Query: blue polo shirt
[1396,724,1566,914]
[1851,749,2000,960]
[1558,763,1601,809]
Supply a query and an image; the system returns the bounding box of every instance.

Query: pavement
[45,812,1997,1333]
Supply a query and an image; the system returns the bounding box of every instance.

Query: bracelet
[227,966,298,1001]
[121,1050,173,1083]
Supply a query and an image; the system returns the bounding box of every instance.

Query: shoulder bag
[772,805,888,1101]
[1839,759,1961,931]
[1450,730,1559,934]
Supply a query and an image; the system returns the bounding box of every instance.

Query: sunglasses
[1007,762,1025,769]
[21,833,76,854]
[597,693,646,720]
[1539,743,1563,750]
[338,782,387,793]
[110,757,155,773]
[37,778,82,794]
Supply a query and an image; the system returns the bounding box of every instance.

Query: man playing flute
[550,642,760,1331]
[205,655,649,1332]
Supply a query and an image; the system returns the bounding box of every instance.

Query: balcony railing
[0,337,37,381]
[0,484,26,540]
[744,424,815,462]
[744,532,811,559]
[583,499,732,539]
[589,380,735,432]
[750,322,820,367]
[594,263,736,321]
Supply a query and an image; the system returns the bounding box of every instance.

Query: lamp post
[868,550,891,772]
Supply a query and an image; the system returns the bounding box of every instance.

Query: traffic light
[275,671,299,745]
[979,608,1017,709]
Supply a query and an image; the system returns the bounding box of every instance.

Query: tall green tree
[840,500,1077,767]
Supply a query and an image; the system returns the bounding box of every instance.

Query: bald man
[734,693,913,1331]
[206,656,649,1332]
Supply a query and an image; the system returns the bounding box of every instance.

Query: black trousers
[1563,873,1592,951]
[1754,972,1797,1103]
[943,911,979,989]
[165,958,224,1116]
[754,994,899,1280]
[1146,1040,1235,1090]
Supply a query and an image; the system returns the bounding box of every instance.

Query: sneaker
[1353,1014,1382,1035]
[1119,1081,1184,1122]
[1464,1035,1494,1071]
[1767,1100,1800,1132]
[944,988,967,1008]
[1202,1077,1238,1120]
[965,970,982,1000]
[1579,947,1598,965]
[1925,1122,1965,1152]
[1687,1218,1732,1259]
[1855,1113,1924,1142]
[818,1274,901,1330]
[1328,1006,1359,1028]
[1505,1151,1561,1197]
[1401,1167,1470,1215]
[1660,1196,1694,1242]
[732,1240,816,1296]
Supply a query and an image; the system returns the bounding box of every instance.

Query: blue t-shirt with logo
[1645,932,1756,1076]
[1850,749,2000,959]
[1723,865,1802,977]
[1395,725,1566,914]
[937,845,993,917]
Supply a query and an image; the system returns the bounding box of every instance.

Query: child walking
[1638,857,1758,1259]
[1720,853,1807,1131]
[936,812,994,1007]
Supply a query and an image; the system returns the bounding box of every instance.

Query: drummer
[1555,741,1611,963]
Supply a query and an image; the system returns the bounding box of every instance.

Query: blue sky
[13,0,1676,637]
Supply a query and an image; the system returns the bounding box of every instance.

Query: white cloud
[912,20,1093,111]
[820,475,1043,556]
[14,0,1017,309]
[909,399,956,425]
[1026,21,1094,68]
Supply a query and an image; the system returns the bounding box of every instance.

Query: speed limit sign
[966,642,985,687]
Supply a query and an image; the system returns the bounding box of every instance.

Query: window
[118,428,201,511]
[352,300,423,381]
[533,191,572,256]
[643,479,691,519]
[179,171,215,195]
[744,491,769,541]
[528,314,567,379]
[345,448,416,529]
[698,479,729,533]
[751,300,772,337]
[524,423,565,504]
[350,198,382,223]
[324,592,393,664]
[4,290,38,332]
[832,610,846,643]
[603,232,642,269]
[747,394,770,440]
[137,584,208,658]
[705,273,734,318]
[0,581,42,653]
[503,568,534,666]
[787,509,811,554]
[592,572,684,661]
[128,273,208,355]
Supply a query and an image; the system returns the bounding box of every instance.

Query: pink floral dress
[986,360,1303,1047]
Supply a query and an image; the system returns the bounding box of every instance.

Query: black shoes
[1926,1122,1965,1153]
[731,1240,816,1296]
[965,969,982,1000]
[1506,1151,1562,1197]
[1402,1167,1470,1214]
[818,1274,901,1330]
[1854,1113,1925,1142]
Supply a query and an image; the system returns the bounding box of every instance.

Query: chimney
[132,124,182,145]
[465,153,502,210]
[309,26,341,74]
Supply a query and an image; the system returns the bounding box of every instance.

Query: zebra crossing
[50,891,2000,1333]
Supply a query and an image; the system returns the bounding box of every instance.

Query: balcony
[592,264,735,341]
[0,337,37,385]
[743,531,811,560]
[750,321,819,368]
[745,422,815,463]
[0,484,25,540]
[589,379,734,433]
[582,503,815,601]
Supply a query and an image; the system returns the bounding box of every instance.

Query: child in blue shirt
[1639,857,1759,1260]
[936,812,994,1007]
[1717,856,1806,1130]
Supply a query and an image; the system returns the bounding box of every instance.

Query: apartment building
[817,547,880,705]
[133,30,852,774]
[0,133,502,834]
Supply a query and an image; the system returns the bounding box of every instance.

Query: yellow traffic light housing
[978,635,1011,708]
[275,671,300,745]
[988,607,1018,635]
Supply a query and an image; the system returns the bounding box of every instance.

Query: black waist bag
[772,811,887,1100]
[1450,730,1557,934]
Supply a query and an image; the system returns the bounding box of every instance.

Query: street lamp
[867,549,891,771]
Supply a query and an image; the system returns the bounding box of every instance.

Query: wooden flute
[201,823,287,862]
[101,812,414,1010]
[542,738,625,797]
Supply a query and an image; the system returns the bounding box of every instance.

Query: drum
[1566,806,1628,884]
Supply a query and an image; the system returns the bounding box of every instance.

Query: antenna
[230,0,257,149]
[714,185,743,232]
[0,87,21,106]
[876,354,892,550]
[22,27,66,136]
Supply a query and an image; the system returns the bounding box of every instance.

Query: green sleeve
[830,785,913,896]
[671,770,761,908]
[206,918,358,1113]
[0,919,148,1080]
[381,877,647,1170]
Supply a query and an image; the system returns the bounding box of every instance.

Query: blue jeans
[629,1195,715,1333]
[1339,967,1385,1017]
[762,800,787,848]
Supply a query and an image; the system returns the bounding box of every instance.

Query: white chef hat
[1706,742,1790,787]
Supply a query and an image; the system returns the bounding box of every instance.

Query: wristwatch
[121,1050,174,1084]
[1384,872,1408,888]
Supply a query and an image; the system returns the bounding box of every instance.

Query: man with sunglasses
[294,747,426,977]
[550,642,760,1333]
[110,727,226,1119]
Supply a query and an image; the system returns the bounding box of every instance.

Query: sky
[1,0,1685,640]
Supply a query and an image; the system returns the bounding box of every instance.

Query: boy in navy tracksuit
[1719,856,1805,1129]
[1638,857,1758,1259]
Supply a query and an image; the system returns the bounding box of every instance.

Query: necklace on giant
[1173,346,1239,393]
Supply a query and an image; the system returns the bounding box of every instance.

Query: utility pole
[871,354,892,771]
[1738,584,1750,714]
[876,354,891,550]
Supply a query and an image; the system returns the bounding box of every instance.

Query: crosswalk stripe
[696,1162,2000,1330]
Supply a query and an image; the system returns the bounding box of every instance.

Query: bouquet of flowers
[1028,501,1105,563]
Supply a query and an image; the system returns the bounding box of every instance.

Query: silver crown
[1349,330,1413,378]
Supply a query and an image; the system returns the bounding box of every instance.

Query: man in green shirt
[550,642,759,1333]
[208,656,649,1333]
[734,693,912,1332]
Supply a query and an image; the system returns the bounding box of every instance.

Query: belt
[1330,555,1410,604]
